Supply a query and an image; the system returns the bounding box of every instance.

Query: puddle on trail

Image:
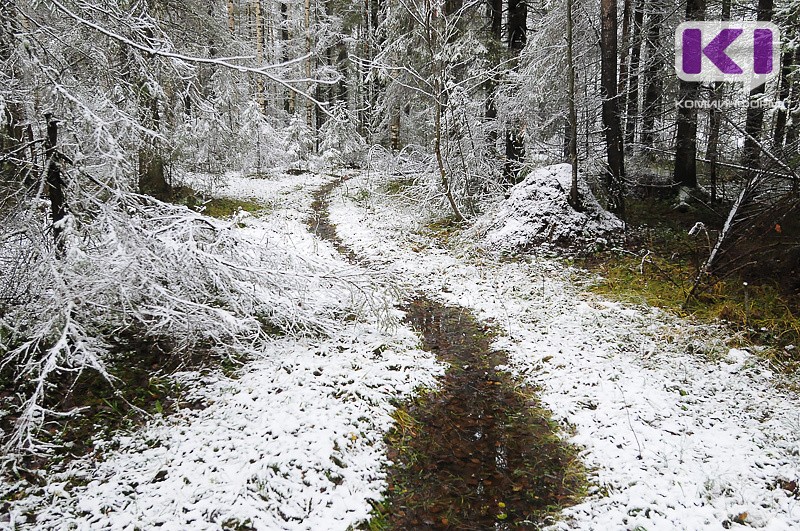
[308,182,584,529]
[307,179,357,262]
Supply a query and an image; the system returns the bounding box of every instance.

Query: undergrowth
[170,185,264,219]
[583,198,800,372]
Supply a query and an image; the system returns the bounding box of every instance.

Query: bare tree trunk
[486,75,498,151]
[784,47,800,150]
[228,0,236,33]
[641,1,663,148]
[305,0,314,131]
[138,90,169,199]
[280,2,293,114]
[335,42,348,102]
[0,1,29,180]
[254,0,265,114]
[617,0,632,133]
[741,0,774,169]
[624,0,644,147]
[773,47,794,151]
[507,0,526,50]
[567,0,580,209]
[490,0,501,40]
[435,82,464,222]
[706,0,730,202]
[44,114,66,257]
[600,0,625,218]
[484,0,502,154]
[673,0,704,188]
[390,108,400,151]
[426,5,464,221]
[504,0,526,184]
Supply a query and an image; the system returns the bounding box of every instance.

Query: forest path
[308,180,583,528]
[324,171,800,530]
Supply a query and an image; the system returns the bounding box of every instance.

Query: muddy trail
[308,180,583,529]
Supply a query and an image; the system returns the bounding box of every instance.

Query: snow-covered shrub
[0,183,372,450]
[319,107,366,168]
[470,163,624,253]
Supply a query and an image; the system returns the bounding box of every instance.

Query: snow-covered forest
[1,0,800,528]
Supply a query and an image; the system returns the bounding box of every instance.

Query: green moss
[169,185,265,219]
[385,177,416,195]
[585,251,800,370]
[201,197,263,218]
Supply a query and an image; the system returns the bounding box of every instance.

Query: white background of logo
[675,21,781,91]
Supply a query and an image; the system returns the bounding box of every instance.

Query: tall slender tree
[624,0,644,147]
[773,46,795,151]
[673,0,705,189]
[504,0,527,183]
[706,0,731,202]
[741,0,774,169]
[567,0,580,208]
[600,0,625,217]
[641,0,664,148]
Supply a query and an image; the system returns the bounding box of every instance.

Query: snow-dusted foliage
[0,0,360,451]
[286,116,315,165]
[371,0,504,217]
[0,180,373,449]
[471,164,623,252]
[320,106,366,168]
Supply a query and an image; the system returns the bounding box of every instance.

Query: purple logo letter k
[682,28,743,75]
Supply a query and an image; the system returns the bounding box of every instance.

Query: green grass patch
[170,185,264,219]
[584,197,800,370]
[422,216,461,246]
[385,177,416,195]
[584,206,800,372]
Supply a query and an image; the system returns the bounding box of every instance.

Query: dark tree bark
[641,1,663,148]
[281,2,293,114]
[600,0,625,218]
[0,1,29,180]
[507,0,527,50]
[390,107,401,151]
[624,0,644,147]
[486,75,498,149]
[785,47,800,149]
[673,0,705,188]
[490,0,501,40]
[741,0,774,169]
[618,0,632,129]
[504,130,525,183]
[503,0,527,184]
[138,88,170,199]
[445,0,463,15]
[567,0,580,208]
[706,0,731,202]
[45,114,66,257]
[336,42,349,102]
[484,0,502,154]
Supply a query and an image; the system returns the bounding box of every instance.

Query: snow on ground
[1,172,442,530]
[469,163,623,253]
[327,171,800,530]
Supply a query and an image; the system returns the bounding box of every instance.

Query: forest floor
[2,169,800,530]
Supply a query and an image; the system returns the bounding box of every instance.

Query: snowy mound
[472,164,623,253]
